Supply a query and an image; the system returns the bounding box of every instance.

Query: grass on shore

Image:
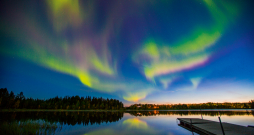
[0,120,60,135]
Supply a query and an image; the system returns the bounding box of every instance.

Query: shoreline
[1,108,253,112]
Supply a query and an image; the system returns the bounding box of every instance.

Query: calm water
[1,109,253,135]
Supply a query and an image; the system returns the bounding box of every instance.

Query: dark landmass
[1,88,253,111]
[126,101,254,110]
[0,88,124,110]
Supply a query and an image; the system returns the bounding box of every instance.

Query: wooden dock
[177,118,254,135]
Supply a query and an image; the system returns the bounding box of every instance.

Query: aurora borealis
[1,0,254,105]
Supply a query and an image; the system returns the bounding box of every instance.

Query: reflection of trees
[126,110,254,117]
[0,111,123,126]
[0,120,59,135]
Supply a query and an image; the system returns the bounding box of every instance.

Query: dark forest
[1,88,253,110]
[0,88,124,110]
[128,101,254,110]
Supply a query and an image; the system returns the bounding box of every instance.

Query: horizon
[1,0,254,106]
[1,87,252,107]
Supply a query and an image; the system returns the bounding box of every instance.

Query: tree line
[0,88,124,110]
[128,101,254,110]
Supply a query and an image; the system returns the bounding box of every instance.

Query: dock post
[190,119,194,135]
[218,117,225,135]
[200,106,203,119]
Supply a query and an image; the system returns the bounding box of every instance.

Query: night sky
[1,0,254,106]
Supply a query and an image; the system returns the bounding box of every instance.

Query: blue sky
[1,0,254,106]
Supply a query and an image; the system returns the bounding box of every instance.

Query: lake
[0,109,253,135]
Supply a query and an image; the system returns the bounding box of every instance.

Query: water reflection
[122,118,148,129]
[85,116,159,135]
[0,110,253,135]
[0,111,123,126]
